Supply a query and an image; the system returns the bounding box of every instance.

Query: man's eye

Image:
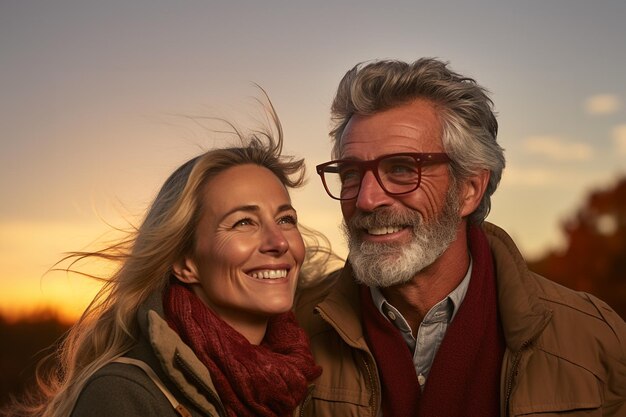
[339,167,360,184]
[382,157,419,177]
[389,164,414,174]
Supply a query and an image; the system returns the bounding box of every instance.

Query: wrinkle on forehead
[340,100,444,159]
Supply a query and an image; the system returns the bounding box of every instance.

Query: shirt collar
[370,256,473,326]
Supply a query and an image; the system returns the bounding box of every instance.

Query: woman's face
[174,164,305,339]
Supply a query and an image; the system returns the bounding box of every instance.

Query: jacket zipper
[360,353,379,417]
[503,306,552,417]
[175,353,228,417]
[503,339,532,417]
[297,384,315,417]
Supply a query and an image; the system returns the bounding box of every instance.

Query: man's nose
[355,170,393,212]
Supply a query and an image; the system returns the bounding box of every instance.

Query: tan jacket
[294,223,626,416]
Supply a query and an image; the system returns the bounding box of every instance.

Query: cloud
[522,136,593,161]
[502,165,599,188]
[503,166,559,186]
[612,124,626,155]
[584,94,622,115]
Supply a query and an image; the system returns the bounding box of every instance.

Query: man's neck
[381,224,471,336]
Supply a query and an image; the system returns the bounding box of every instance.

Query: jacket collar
[317,223,553,354]
[136,289,226,416]
[483,222,552,351]
[316,264,370,351]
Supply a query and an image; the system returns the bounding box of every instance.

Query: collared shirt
[370,258,472,390]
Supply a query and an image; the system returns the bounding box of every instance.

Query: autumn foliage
[528,176,626,319]
[0,312,70,406]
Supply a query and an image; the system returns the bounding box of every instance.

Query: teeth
[367,226,403,236]
[249,269,288,280]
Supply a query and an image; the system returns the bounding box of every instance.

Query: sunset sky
[2,0,626,322]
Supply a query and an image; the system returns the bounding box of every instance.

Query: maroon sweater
[361,225,505,417]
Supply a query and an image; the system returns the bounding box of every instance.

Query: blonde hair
[4,101,330,417]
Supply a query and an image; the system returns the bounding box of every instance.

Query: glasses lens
[378,155,420,194]
[321,155,422,200]
[322,161,360,200]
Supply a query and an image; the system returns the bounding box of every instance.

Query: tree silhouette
[528,176,626,319]
[0,312,70,407]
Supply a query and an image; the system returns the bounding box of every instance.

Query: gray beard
[342,187,461,288]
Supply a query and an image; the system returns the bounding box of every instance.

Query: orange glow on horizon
[0,272,104,324]
[0,220,122,325]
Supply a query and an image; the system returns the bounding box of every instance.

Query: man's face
[338,99,462,287]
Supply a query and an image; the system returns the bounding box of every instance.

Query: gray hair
[330,58,506,223]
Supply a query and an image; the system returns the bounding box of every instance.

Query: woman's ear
[459,169,490,218]
[172,256,200,285]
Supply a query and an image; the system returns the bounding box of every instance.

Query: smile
[366,226,404,236]
[248,269,288,280]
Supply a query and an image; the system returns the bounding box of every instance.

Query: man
[295,58,626,417]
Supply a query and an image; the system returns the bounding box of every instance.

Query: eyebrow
[223,203,296,218]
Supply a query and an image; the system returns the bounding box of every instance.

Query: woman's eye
[278,215,297,225]
[232,218,253,228]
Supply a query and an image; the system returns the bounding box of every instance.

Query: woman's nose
[260,225,289,255]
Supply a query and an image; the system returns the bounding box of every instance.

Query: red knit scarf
[361,225,505,417]
[164,282,322,417]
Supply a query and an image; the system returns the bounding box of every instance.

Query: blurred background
[1,0,625,405]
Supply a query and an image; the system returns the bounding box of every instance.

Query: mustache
[347,207,422,231]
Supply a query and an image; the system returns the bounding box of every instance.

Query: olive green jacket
[294,223,626,416]
[72,291,313,417]
[71,291,227,417]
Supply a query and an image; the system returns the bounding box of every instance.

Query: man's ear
[459,170,490,218]
[172,256,200,285]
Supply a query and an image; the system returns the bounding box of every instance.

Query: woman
[5,104,323,417]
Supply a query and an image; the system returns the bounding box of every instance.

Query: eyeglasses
[316,152,451,201]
